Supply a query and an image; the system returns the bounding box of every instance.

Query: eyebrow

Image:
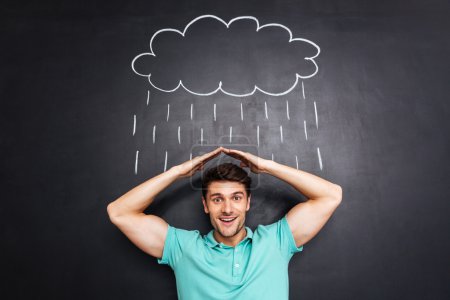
[209,191,245,198]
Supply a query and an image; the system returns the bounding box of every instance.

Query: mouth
[219,216,237,226]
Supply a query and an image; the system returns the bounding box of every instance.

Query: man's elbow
[332,184,343,204]
[107,203,122,222]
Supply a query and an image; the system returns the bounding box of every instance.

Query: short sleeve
[276,215,303,259]
[157,224,199,269]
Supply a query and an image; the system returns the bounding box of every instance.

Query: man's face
[202,180,251,239]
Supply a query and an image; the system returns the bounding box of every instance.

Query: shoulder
[253,216,285,239]
[166,224,202,245]
[254,215,303,257]
[157,225,203,267]
[255,215,286,233]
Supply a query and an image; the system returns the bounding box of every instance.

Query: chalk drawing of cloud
[131,15,320,97]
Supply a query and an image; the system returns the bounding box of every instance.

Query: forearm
[107,166,180,218]
[262,160,342,201]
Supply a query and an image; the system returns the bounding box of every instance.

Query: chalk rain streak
[132,82,323,174]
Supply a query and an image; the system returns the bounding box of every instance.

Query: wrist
[261,158,277,174]
[167,165,183,179]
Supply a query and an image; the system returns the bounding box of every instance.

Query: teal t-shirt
[157,215,303,300]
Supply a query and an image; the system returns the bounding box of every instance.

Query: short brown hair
[201,163,252,199]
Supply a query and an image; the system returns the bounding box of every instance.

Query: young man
[107,147,342,299]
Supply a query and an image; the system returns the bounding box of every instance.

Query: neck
[214,226,247,247]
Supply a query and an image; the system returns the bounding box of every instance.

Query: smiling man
[107,147,342,299]
[201,163,252,248]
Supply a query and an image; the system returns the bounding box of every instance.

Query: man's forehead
[207,181,246,195]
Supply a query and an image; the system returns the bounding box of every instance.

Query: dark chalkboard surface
[2,1,449,299]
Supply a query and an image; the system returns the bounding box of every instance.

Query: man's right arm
[106,147,223,258]
[107,167,180,258]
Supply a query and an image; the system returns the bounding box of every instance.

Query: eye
[212,198,222,203]
[234,196,241,200]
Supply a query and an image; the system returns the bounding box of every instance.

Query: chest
[176,239,288,284]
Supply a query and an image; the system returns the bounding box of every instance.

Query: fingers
[199,147,222,160]
[223,148,249,162]
[191,147,224,169]
[240,161,249,168]
[186,147,263,175]
[190,160,205,173]
[192,147,259,170]
[224,148,247,158]
[205,147,223,160]
[198,147,223,164]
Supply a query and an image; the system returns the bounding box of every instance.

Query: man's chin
[219,230,236,238]
[217,223,241,237]
[217,227,232,236]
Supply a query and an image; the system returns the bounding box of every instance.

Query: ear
[246,195,251,211]
[202,196,210,214]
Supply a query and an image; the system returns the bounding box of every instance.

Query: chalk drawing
[301,81,305,99]
[314,101,318,129]
[280,125,283,143]
[133,114,136,136]
[317,147,323,170]
[129,15,327,174]
[201,128,203,145]
[164,150,168,172]
[135,150,139,174]
[131,15,320,97]
[286,100,290,120]
[264,102,268,119]
[257,125,260,147]
[304,120,308,140]
[166,104,170,121]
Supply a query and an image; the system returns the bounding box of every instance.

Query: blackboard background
[1,0,450,299]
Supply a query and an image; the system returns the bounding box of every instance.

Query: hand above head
[173,147,224,178]
[222,148,269,174]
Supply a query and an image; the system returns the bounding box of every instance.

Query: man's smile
[219,216,238,226]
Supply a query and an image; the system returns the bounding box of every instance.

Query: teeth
[221,218,236,221]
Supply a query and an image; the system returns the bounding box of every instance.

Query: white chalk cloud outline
[131,14,321,97]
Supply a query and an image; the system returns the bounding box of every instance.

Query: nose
[222,199,233,214]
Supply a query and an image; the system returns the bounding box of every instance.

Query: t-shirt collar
[205,226,253,248]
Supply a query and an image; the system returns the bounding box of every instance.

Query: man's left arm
[222,147,342,247]
[263,160,342,247]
